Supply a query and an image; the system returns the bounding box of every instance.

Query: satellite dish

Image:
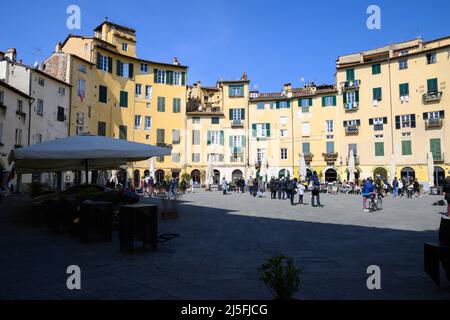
[300,77,305,82]
[33,61,39,68]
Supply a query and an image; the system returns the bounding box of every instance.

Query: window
[134,115,141,129]
[88,106,91,118]
[326,141,334,153]
[157,97,165,112]
[122,43,128,51]
[99,85,107,103]
[399,83,409,98]
[281,148,288,160]
[302,122,310,136]
[231,135,243,148]
[146,103,151,109]
[370,117,387,131]
[35,133,42,144]
[430,138,442,161]
[253,123,270,138]
[192,130,200,145]
[427,78,438,93]
[399,59,408,70]
[172,153,181,163]
[38,77,45,86]
[401,115,411,128]
[15,128,22,146]
[172,129,180,144]
[77,79,85,100]
[301,106,310,113]
[78,64,87,73]
[156,69,166,84]
[426,52,436,65]
[279,116,288,125]
[157,129,165,148]
[207,154,224,162]
[344,119,360,127]
[372,63,381,75]
[229,85,244,97]
[145,85,152,99]
[57,107,65,122]
[207,130,224,145]
[278,101,290,109]
[173,72,181,85]
[326,120,334,133]
[120,91,128,108]
[192,117,200,124]
[402,140,412,155]
[230,108,244,121]
[343,91,359,107]
[192,153,200,163]
[173,98,181,113]
[98,122,106,136]
[119,125,127,140]
[117,61,133,78]
[211,117,220,124]
[322,96,336,107]
[298,98,312,107]
[257,148,266,162]
[348,144,358,156]
[375,142,384,157]
[302,142,310,154]
[425,111,444,120]
[97,53,110,72]
[373,87,382,101]
[36,99,43,116]
[135,84,142,97]
[269,102,275,109]
[280,129,288,137]
[76,112,84,126]
[59,87,66,96]
[346,68,355,81]
[395,114,416,129]
[140,63,148,73]
[257,102,265,110]
[400,50,409,56]
[144,116,152,130]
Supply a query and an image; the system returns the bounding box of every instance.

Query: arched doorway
[191,170,201,184]
[324,168,338,182]
[278,169,291,179]
[434,166,445,187]
[400,167,415,181]
[346,169,361,182]
[155,170,165,184]
[118,169,127,186]
[144,170,150,177]
[133,170,140,188]
[213,170,221,184]
[232,169,243,182]
[373,167,388,180]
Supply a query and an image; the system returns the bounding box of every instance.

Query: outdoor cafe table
[118,203,158,253]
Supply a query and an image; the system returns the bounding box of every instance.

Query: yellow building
[44,20,188,186]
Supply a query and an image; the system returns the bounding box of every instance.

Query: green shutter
[430,139,441,160]
[322,96,326,107]
[427,78,438,93]
[241,108,245,120]
[402,140,412,155]
[355,90,359,102]
[372,64,381,75]
[343,93,347,104]
[229,109,233,119]
[207,131,212,145]
[117,60,122,76]
[332,95,336,106]
[107,57,112,73]
[229,136,234,148]
[220,131,224,145]
[120,91,128,108]
[241,135,246,147]
[181,72,186,86]
[167,71,173,85]
[346,69,355,81]
[375,142,384,156]
[128,63,134,78]
[308,98,312,106]
[287,101,291,108]
[252,124,257,137]
[400,83,409,96]
[373,88,381,100]
[266,123,271,137]
[154,69,158,83]
[275,101,280,109]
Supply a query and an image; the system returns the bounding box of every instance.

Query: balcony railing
[423,91,442,103]
[425,118,443,129]
[230,154,244,163]
[341,80,360,91]
[433,152,444,163]
[344,102,359,111]
[322,152,338,162]
[231,119,244,127]
[346,155,360,165]
[345,125,359,135]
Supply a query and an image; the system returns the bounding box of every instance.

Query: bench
[424,217,450,286]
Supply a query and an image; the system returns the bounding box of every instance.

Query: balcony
[346,155,360,165]
[322,152,338,162]
[422,91,442,103]
[344,102,359,111]
[16,110,26,119]
[341,80,360,91]
[187,99,224,116]
[433,153,444,164]
[425,118,443,130]
[230,154,244,163]
[345,125,359,135]
[231,119,244,128]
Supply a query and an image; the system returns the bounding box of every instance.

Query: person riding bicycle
[362,178,375,212]
[374,175,385,198]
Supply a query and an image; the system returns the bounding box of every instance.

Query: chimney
[5,48,17,62]
[172,57,180,66]
[283,83,292,98]
[241,72,248,81]
[55,42,62,53]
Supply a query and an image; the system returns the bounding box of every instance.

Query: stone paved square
[1,191,450,300]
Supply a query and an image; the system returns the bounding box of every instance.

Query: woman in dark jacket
[443,176,450,217]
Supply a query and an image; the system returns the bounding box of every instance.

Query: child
[298,181,305,206]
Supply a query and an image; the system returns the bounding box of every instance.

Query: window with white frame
[281,148,288,160]
[326,120,334,133]
[280,129,288,137]
[280,116,288,125]
[122,43,128,51]
[428,111,441,119]
[174,71,181,85]
[145,85,152,99]
[399,59,408,70]
[135,84,142,97]
[78,79,85,100]
[98,54,108,71]
[15,128,22,145]
[36,99,43,116]
[302,122,310,136]
[257,148,266,162]
[232,135,242,147]
[232,109,242,121]
[157,70,166,84]
[210,131,220,145]
[256,123,268,138]
[345,91,356,104]
[144,116,151,130]
[134,115,141,129]
[400,114,411,128]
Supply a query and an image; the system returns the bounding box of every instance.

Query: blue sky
[1,0,449,92]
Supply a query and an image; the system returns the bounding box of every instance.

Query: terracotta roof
[33,69,72,87]
[250,85,337,101]
[94,21,136,34]
[0,80,33,99]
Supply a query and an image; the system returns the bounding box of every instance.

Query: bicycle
[368,192,383,211]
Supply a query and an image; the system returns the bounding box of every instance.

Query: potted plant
[259,254,302,300]
[161,192,182,220]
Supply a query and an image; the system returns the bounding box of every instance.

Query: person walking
[298,180,305,206]
[398,178,404,197]
[221,177,228,195]
[413,178,421,197]
[248,176,254,196]
[362,177,374,212]
[269,177,277,199]
[279,177,287,200]
[311,171,322,207]
[392,177,399,197]
[288,178,297,206]
[443,176,450,217]
[407,179,414,198]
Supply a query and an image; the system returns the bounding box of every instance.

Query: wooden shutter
[220,131,224,145]
[287,101,291,108]
[154,69,158,83]
[427,78,438,92]
[266,123,271,137]
[332,96,336,106]
[207,131,211,145]
[252,124,257,137]
[343,93,347,104]
[343,121,347,127]
[275,101,280,109]
[423,112,428,120]
[411,114,416,128]
[369,118,374,125]
[322,96,326,107]
[120,91,128,107]
[356,119,361,126]
[383,117,388,124]
[355,90,359,102]
[439,110,445,118]
[430,139,441,160]
[395,116,400,129]
[181,72,186,85]
[229,109,233,119]
[241,108,245,120]
[107,57,112,73]
[128,63,134,78]
[96,52,101,69]
[308,98,312,106]
[229,136,234,148]
[241,136,246,147]
[375,142,384,156]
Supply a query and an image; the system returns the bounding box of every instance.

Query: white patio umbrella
[389,154,397,184]
[149,158,155,179]
[97,170,107,186]
[8,135,171,184]
[299,153,307,181]
[427,152,435,188]
[110,170,119,185]
[260,156,267,182]
[347,149,356,183]
[206,156,214,186]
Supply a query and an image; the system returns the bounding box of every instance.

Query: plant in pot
[161,192,182,220]
[259,254,302,300]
